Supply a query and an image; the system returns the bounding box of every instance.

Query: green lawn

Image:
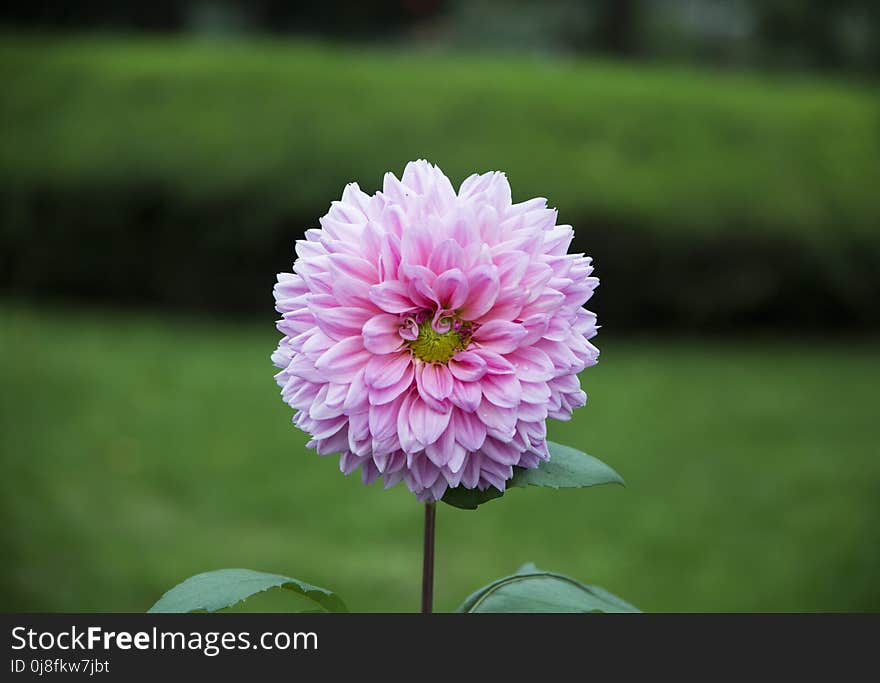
[1,303,878,612]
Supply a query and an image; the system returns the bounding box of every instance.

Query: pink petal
[543,225,574,255]
[458,171,493,199]
[480,287,525,323]
[449,378,482,412]
[404,264,438,309]
[365,351,412,389]
[382,172,410,207]
[446,442,468,474]
[473,320,527,354]
[471,348,515,374]
[480,437,522,466]
[314,428,350,456]
[367,365,414,405]
[314,337,371,381]
[280,308,316,335]
[295,260,333,296]
[326,195,367,225]
[428,239,465,274]
[362,313,405,354]
[396,390,420,453]
[274,273,309,311]
[495,250,530,289]
[288,354,324,383]
[425,425,456,467]
[520,289,565,316]
[319,217,361,245]
[481,373,522,408]
[507,346,555,382]
[460,265,500,320]
[450,208,480,247]
[378,231,402,278]
[521,262,554,294]
[400,225,434,267]
[342,370,367,415]
[339,450,364,475]
[308,385,345,420]
[300,330,334,355]
[453,410,487,451]
[359,220,383,263]
[372,449,392,473]
[361,460,380,485]
[310,304,371,340]
[478,464,511,492]
[433,269,469,310]
[369,281,417,314]
[537,338,578,371]
[324,382,348,408]
[520,380,551,404]
[476,399,517,440]
[327,253,378,284]
[520,313,550,345]
[306,415,348,440]
[448,351,487,382]
[331,273,376,308]
[516,401,548,422]
[428,477,449,501]
[369,398,402,440]
[477,205,501,245]
[401,160,457,208]
[409,452,441,489]
[409,395,452,446]
[416,362,454,402]
[544,316,570,341]
[347,410,370,442]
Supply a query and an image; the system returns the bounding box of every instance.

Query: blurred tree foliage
[2,0,877,75]
[754,0,880,73]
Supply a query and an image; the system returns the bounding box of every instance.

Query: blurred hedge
[1,35,879,329]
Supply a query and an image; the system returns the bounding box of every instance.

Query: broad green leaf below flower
[457,565,639,613]
[442,441,624,510]
[147,568,347,613]
[440,485,504,510]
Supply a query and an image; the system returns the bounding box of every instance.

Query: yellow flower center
[409,319,469,363]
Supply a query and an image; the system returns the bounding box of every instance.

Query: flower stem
[421,502,436,614]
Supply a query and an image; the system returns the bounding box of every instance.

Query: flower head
[272,160,599,501]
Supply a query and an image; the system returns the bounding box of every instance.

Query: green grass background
[2,303,877,612]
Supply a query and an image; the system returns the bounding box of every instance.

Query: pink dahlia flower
[273,160,598,501]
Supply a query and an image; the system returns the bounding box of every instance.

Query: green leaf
[441,484,504,510]
[441,441,624,510]
[147,568,348,613]
[457,565,640,614]
[512,441,625,490]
